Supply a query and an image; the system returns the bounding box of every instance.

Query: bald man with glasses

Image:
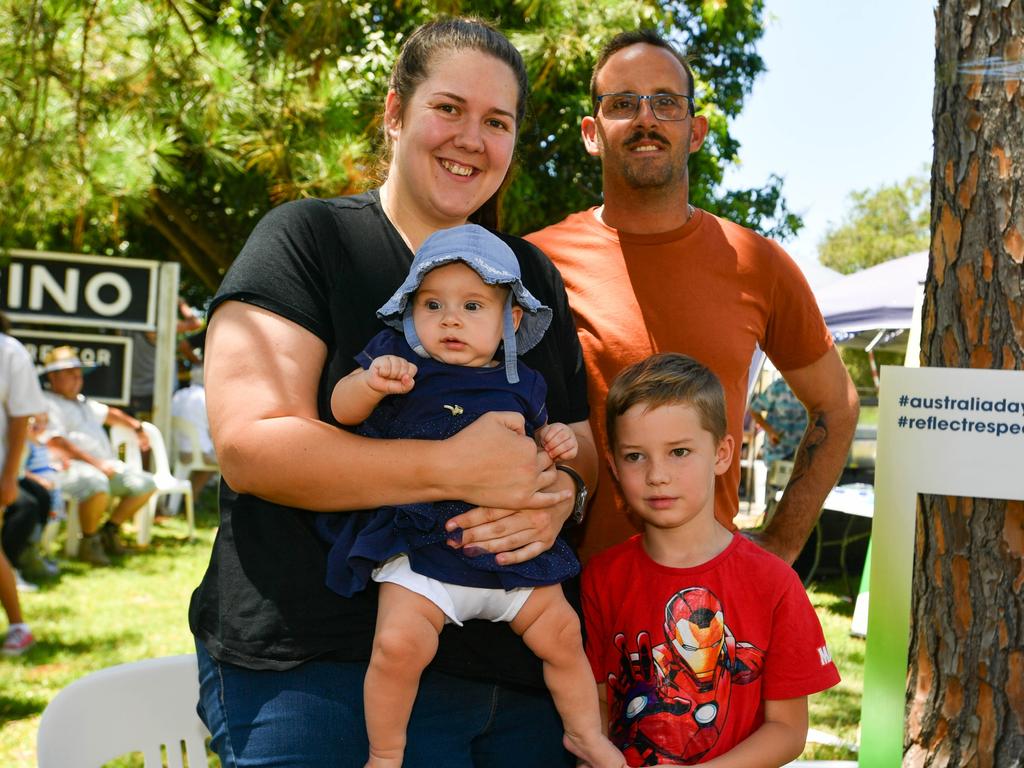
[528,29,859,566]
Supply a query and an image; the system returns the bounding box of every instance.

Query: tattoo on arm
[788,413,828,487]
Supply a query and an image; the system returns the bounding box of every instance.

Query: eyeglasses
[594,92,695,121]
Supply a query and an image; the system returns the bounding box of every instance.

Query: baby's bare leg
[510,585,626,768]
[364,582,446,768]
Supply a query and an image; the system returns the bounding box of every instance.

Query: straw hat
[39,345,87,375]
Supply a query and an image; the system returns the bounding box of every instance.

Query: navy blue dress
[317,330,580,597]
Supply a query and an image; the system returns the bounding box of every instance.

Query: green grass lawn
[803,583,864,761]
[1,493,863,766]
[0,493,217,767]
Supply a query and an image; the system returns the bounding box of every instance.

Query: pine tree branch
[71,0,100,252]
[149,188,233,271]
[147,205,222,291]
[164,0,200,58]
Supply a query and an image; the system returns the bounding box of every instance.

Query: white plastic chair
[58,495,83,557]
[168,415,219,516]
[110,422,195,545]
[37,654,211,768]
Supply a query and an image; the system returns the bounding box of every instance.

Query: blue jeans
[195,641,575,767]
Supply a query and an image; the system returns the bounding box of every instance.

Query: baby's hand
[538,422,578,461]
[366,355,417,395]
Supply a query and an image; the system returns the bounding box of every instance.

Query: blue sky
[722,0,936,269]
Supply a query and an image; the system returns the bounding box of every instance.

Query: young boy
[319,224,624,768]
[583,353,839,767]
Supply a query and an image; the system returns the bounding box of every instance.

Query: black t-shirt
[188,191,589,687]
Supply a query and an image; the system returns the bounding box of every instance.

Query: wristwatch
[555,464,588,525]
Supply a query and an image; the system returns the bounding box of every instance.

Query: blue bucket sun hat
[377,224,552,384]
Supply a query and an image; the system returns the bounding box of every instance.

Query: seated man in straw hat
[39,346,156,566]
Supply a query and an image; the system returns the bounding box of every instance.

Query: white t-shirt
[43,391,113,460]
[1,333,47,465]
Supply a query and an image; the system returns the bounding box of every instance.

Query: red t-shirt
[528,209,833,562]
[582,534,840,765]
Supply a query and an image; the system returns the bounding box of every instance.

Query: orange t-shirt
[527,208,833,563]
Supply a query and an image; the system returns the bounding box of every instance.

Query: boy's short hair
[606,353,727,448]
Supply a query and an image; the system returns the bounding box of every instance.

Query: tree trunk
[910,1,1024,765]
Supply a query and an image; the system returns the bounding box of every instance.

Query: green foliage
[840,346,904,395]
[818,174,930,275]
[1,0,797,296]
[802,581,863,762]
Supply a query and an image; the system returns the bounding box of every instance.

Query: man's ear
[384,90,402,140]
[510,304,523,331]
[689,113,709,153]
[581,115,602,157]
[714,434,735,476]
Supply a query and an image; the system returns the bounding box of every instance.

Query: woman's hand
[441,411,570,513]
[446,418,597,564]
[445,442,578,565]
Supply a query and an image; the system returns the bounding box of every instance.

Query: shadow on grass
[808,577,857,618]
[10,631,147,663]
[0,698,43,727]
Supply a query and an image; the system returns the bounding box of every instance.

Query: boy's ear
[714,434,735,476]
[511,304,523,331]
[606,447,619,483]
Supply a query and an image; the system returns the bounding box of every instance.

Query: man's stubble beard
[602,129,692,192]
[621,157,687,189]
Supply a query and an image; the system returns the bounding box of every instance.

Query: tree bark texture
[912,0,1024,766]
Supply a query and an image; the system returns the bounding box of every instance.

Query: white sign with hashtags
[860,365,1024,767]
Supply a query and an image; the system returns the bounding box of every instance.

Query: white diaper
[371,554,533,626]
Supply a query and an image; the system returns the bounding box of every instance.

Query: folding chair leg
[166,469,187,516]
[134,496,156,547]
[166,492,183,516]
[64,499,82,557]
[184,489,195,540]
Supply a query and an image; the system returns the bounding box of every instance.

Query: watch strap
[555,464,588,524]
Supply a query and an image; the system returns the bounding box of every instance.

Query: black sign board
[14,330,133,406]
[1,249,158,329]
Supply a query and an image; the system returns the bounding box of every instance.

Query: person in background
[527,29,858,565]
[128,297,204,419]
[170,364,216,503]
[1,472,53,590]
[749,376,808,510]
[583,354,839,766]
[749,378,808,467]
[0,311,45,656]
[41,346,157,566]
[24,413,66,530]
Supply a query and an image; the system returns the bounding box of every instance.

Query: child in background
[25,415,65,519]
[23,414,65,576]
[583,353,839,767]
[317,224,623,768]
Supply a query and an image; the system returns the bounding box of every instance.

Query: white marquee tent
[814,250,929,349]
